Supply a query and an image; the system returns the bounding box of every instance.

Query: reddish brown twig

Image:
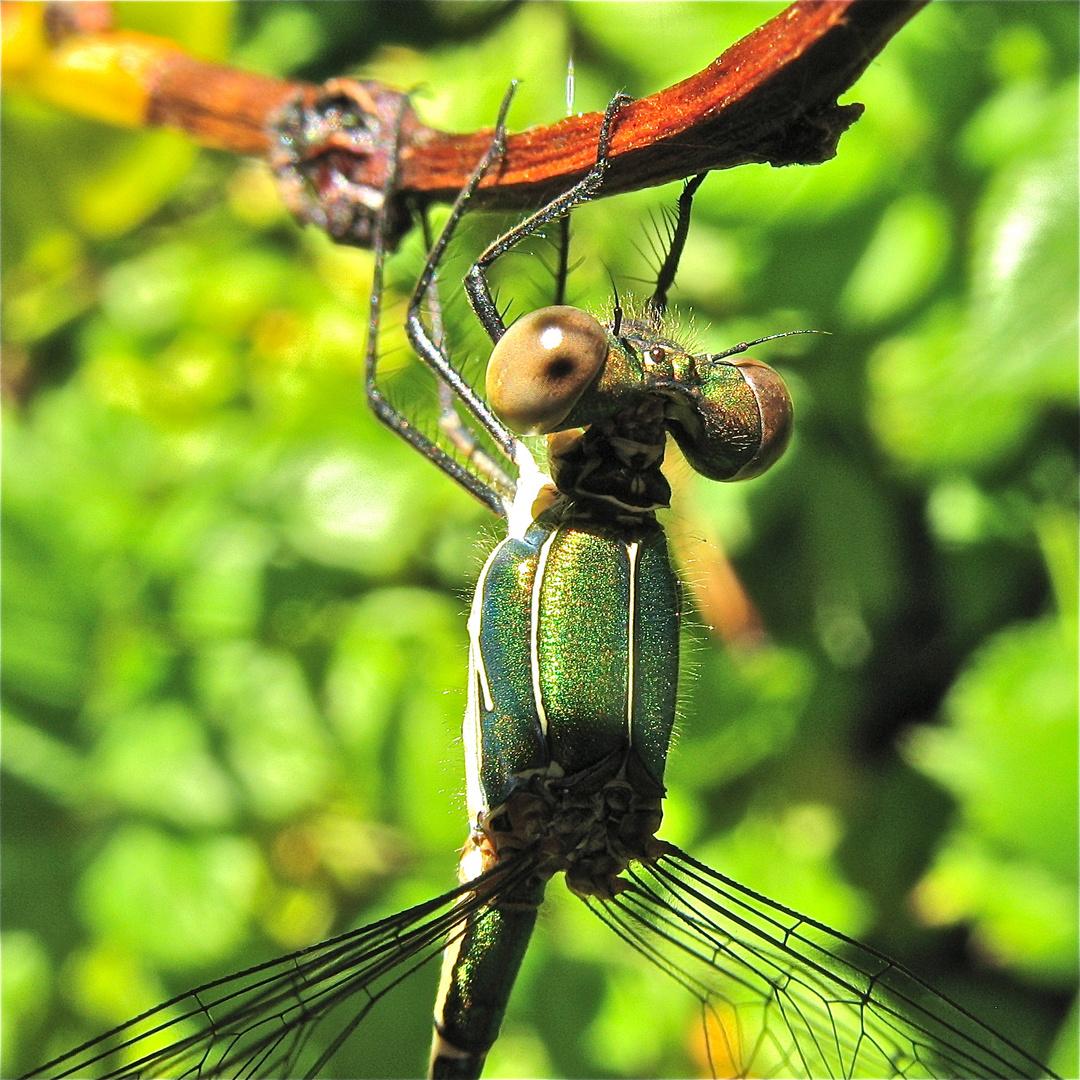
[409,0,927,206]
[8,0,927,247]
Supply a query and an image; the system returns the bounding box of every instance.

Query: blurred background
[2,2,1076,1077]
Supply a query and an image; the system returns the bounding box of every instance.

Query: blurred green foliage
[2,3,1076,1078]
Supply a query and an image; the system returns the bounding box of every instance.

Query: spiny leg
[407,209,517,496]
[422,291,517,499]
[404,84,523,472]
[640,172,820,362]
[365,101,507,516]
[465,92,632,344]
[552,213,572,307]
[648,172,708,318]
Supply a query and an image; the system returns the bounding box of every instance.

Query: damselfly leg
[463,92,632,344]
[364,87,519,516]
[365,85,637,529]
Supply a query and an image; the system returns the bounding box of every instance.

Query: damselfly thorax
[459,299,793,900]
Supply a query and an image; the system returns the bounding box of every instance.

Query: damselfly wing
[28,845,1052,1079]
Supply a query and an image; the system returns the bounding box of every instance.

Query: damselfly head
[485,302,794,485]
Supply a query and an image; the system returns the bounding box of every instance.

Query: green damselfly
[24,89,1058,1080]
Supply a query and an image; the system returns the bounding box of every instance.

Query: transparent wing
[27,845,1055,1080]
[591,844,1055,1080]
[24,864,529,1080]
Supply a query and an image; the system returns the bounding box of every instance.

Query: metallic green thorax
[463,394,686,891]
[467,511,679,813]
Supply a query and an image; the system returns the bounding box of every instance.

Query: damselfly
[23,83,1058,1080]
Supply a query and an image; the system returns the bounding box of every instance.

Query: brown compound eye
[729,358,793,479]
[668,356,793,482]
[486,306,608,434]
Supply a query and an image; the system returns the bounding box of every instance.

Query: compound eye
[729,358,793,480]
[669,357,793,482]
[486,306,608,434]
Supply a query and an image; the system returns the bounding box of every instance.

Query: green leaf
[907,617,1078,979]
[80,825,264,971]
